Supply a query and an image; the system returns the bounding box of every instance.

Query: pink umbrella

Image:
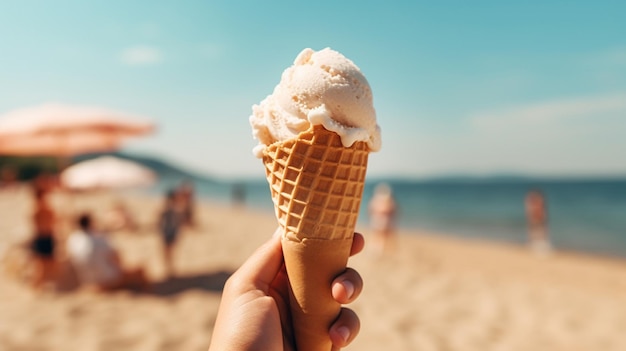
[0,103,155,156]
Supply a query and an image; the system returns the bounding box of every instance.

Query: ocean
[158,177,626,258]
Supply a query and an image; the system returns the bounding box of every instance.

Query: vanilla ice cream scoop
[250,47,381,157]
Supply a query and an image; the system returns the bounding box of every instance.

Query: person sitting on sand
[30,186,59,289]
[368,183,397,256]
[209,229,364,350]
[66,213,148,291]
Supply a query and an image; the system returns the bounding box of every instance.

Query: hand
[209,229,365,351]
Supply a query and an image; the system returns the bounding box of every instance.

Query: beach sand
[1,187,625,351]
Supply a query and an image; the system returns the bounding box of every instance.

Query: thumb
[230,228,284,293]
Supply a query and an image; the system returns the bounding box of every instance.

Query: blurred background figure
[0,165,18,190]
[177,179,196,228]
[30,182,59,289]
[368,183,397,256]
[231,181,246,208]
[158,189,184,277]
[525,189,551,256]
[66,213,148,291]
[102,200,137,232]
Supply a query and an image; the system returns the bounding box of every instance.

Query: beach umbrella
[60,156,156,190]
[0,103,155,157]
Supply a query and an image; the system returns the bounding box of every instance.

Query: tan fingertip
[342,280,355,299]
[330,308,360,347]
[336,326,350,342]
[332,279,355,302]
[329,325,350,347]
[350,233,365,256]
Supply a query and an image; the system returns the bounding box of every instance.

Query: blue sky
[1,1,625,179]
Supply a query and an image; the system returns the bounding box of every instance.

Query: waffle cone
[262,125,369,351]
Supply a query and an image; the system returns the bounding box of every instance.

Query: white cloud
[407,92,626,177]
[120,46,163,66]
[471,92,626,130]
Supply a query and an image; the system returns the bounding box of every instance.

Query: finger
[268,262,291,315]
[329,308,360,349]
[269,263,294,349]
[331,267,363,304]
[350,232,365,256]
[228,227,284,293]
[269,262,290,301]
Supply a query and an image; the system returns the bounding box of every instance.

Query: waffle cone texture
[262,125,369,351]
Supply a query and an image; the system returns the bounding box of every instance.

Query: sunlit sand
[1,187,625,351]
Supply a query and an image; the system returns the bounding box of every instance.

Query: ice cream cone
[263,124,369,351]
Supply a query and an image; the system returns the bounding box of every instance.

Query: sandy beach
[1,187,625,351]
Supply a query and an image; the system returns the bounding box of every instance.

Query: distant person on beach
[103,201,137,232]
[368,183,397,256]
[0,165,18,190]
[33,172,59,193]
[525,189,551,255]
[66,213,148,291]
[30,186,58,289]
[177,179,196,228]
[158,189,184,276]
[209,229,364,350]
[232,182,246,208]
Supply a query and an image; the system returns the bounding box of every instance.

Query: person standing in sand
[0,165,18,190]
[231,181,246,208]
[158,189,184,276]
[30,186,59,289]
[177,179,196,228]
[368,183,397,255]
[525,189,551,255]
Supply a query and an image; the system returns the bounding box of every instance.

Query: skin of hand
[209,229,365,351]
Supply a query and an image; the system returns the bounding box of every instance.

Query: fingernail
[336,326,350,342]
[343,280,355,299]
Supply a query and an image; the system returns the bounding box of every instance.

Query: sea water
[365,179,626,258]
[158,177,626,258]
